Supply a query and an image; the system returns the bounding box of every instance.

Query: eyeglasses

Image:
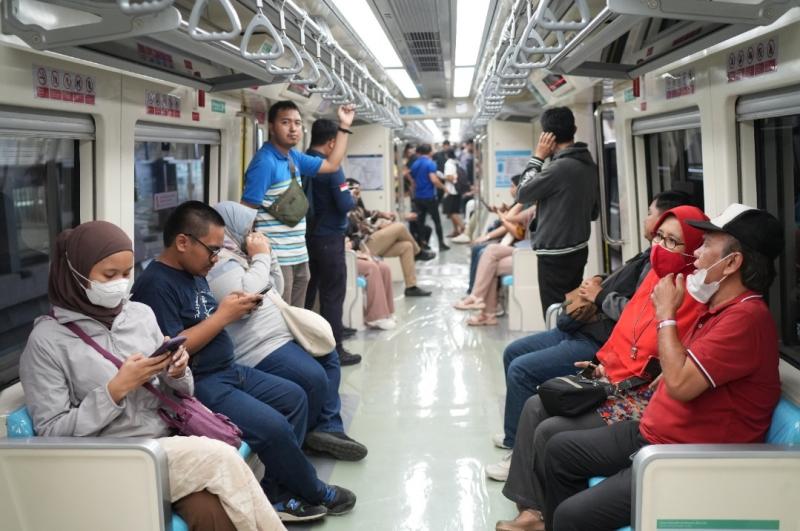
[184,234,221,258]
[653,231,685,250]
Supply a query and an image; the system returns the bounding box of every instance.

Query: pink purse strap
[50,310,185,413]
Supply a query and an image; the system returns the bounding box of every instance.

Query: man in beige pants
[346,179,433,297]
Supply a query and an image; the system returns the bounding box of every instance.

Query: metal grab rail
[593,104,624,248]
[188,0,242,42]
[117,0,173,14]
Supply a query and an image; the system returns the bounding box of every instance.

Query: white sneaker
[451,233,471,244]
[366,318,397,330]
[492,432,511,449]
[486,451,512,482]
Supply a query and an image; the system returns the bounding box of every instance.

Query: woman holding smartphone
[19,220,284,531]
[208,202,367,461]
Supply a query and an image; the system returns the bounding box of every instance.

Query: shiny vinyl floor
[300,241,530,530]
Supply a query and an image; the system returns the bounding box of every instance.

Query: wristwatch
[338,127,353,135]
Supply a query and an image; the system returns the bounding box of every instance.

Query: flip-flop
[453,298,485,310]
[467,314,498,326]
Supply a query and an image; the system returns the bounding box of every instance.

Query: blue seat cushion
[6,406,35,438]
[356,276,367,289]
[501,275,514,287]
[766,397,800,445]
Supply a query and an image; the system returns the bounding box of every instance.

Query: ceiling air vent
[403,31,443,72]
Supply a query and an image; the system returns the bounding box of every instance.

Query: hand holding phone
[149,336,187,358]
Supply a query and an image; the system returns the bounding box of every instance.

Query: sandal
[453,297,485,310]
[467,314,498,326]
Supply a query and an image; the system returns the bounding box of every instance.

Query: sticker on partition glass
[32,65,96,105]
[727,36,778,82]
[657,519,779,529]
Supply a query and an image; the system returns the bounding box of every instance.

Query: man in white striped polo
[242,100,355,306]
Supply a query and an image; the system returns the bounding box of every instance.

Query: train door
[737,86,800,366]
[0,107,94,389]
[133,123,220,273]
[595,105,623,273]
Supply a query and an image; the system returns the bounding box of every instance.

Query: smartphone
[579,362,597,379]
[149,336,187,358]
[478,196,491,209]
[255,284,271,306]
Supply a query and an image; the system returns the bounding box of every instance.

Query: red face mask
[650,244,693,278]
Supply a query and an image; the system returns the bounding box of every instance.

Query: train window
[753,115,800,364]
[633,108,704,210]
[737,86,800,365]
[133,123,219,273]
[0,108,94,389]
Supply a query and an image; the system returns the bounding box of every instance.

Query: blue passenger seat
[587,396,800,530]
[6,406,250,531]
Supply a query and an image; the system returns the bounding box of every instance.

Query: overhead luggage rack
[0,0,404,128]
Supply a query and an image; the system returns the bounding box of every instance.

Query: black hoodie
[516,142,599,252]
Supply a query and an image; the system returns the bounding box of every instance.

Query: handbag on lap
[537,374,616,417]
[59,317,243,448]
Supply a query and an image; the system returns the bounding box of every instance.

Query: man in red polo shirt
[540,204,784,531]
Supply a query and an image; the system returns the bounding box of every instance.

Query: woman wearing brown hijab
[20,220,285,531]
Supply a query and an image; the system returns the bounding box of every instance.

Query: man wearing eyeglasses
[133,200,358,521]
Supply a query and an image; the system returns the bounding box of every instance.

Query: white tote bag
[265,290,336,356]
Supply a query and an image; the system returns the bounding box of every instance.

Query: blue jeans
[194,364,327,504]
[502,329,600,448]
[255,341,344,434]
[468,242,489,294]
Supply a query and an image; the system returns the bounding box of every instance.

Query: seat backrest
[766,397,800,446]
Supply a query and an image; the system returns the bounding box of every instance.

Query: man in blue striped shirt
[242,100,355,306]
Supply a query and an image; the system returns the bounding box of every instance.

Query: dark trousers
[305,234,347,349]
[544,420,648,531]
[413,197,445,249]
[537,247,589,315]
[255,341,344,434]
[194,364,327,505]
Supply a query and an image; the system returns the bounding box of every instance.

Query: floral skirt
[596,385,654,425]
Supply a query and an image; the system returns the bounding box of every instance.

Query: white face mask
[68,259,131,309]
[686,253,735,304]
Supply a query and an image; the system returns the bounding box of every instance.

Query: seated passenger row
[20,199,375,528]
[487,196,786,530]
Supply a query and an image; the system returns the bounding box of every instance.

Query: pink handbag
[60,317,243,448]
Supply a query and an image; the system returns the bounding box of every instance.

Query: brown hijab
[49,220,134,328]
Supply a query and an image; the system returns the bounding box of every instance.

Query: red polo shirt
[639,291,780,444]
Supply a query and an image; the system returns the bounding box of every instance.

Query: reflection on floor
[298,241,529,530]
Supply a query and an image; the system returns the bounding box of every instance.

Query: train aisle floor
[299,239,530,530]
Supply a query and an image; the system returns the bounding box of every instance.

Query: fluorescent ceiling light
[330,0,403,68]
[424,119,444,142]
[386,68,421,99]
[455,0,491,66]
[453,66,475,98]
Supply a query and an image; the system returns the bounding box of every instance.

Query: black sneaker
[338,348,362,366]
[414,249,436,261]
[342,327,357,338]
[439,244,451,251]
[273,498,327,522]
[321,485,357,516]
[305,431,368,461]
[405,286,432,297]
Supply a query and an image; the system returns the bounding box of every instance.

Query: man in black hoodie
[517,107,599,314]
